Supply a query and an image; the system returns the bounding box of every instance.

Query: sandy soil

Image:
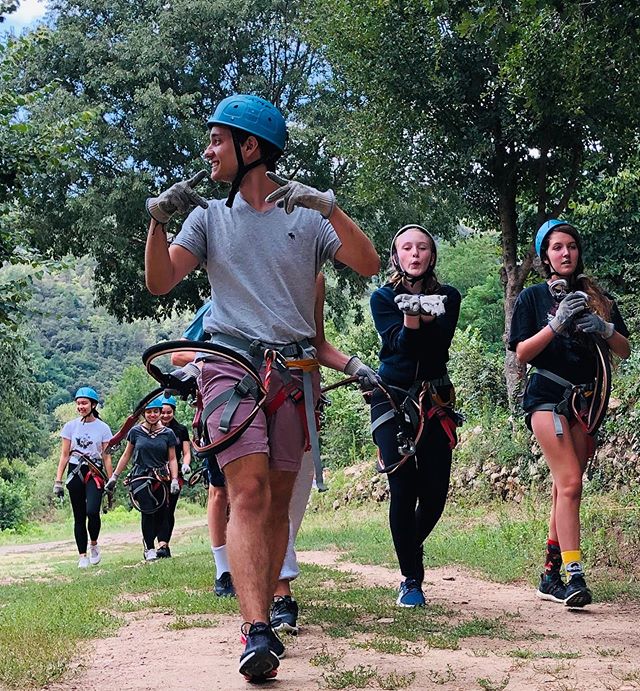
[37,543,640,691]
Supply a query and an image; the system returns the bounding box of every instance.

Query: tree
[312,0,640,399]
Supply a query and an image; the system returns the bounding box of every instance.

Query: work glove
[574,312,615,339]
[105,473,119,492]
[53,480,64,499]
[344,356,381,392]
[146,170,209,224]
[265,172,335,219]
[170,478,180,494]
[549,292,588,334]
[181,462,191,477]
[171,362,200,383]
[419,294,447,317]
[394,293,422,316]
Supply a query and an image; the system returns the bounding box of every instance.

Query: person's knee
[557,476,583,503]
[228,475,269,513]
[210,487,228,509]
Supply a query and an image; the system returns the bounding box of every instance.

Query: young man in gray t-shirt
[144,94,379,682]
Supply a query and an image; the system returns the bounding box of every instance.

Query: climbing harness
[371,376,463,475]
[124,464,170,514]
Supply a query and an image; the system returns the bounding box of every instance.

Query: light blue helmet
[207,95,286,151]
[145,397,164,410]
[75,387,99,404]
[535,219,573,257]
[161,396,177,408]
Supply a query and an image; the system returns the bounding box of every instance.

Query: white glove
[146,171,209,224]
[549,291,588,334]
[105,473,119,492]
[343,356,380,391]
[419,294,447,316]
[170,478,180,494]
[53,480,64,499]
[575,312,615,339]
[394,294,422,316]
[181,463,191,477]
[265,172,335,219]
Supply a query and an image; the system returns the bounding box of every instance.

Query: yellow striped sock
[562,550,582,567]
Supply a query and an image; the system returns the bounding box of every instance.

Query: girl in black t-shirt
[106,398,180,561]
[509,220,630,608]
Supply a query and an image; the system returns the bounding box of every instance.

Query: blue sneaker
[238,622,279,681]
[564,575,592,608]
[214,571,236,597]
[396,579,426,608]
[536,572,567,604]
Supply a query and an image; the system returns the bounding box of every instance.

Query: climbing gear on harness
[265,172,335,219]
[390,224,437,285]
[66,452,107,490]
[124,466,170,514]
[208,94,286,209]
[75,387,99,403]
[394,293,422,316]
[575,311,615,339]
[145,170,209,224]
[371,378,462,475]
[526,336,611,443]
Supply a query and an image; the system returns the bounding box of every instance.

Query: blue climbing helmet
[207,95,286,151]
[535,219,584,277]
[207,94,287,209]
[535,219,575,257]
[145,397,164,410]
[161,396,177,408]
[75,387,99,404]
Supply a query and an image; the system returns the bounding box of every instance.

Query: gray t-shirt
[173,193,341,345]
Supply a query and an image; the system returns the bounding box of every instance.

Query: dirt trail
[38,541,640,691]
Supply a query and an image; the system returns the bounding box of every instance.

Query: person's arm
[181,440,192,467]
[329,208,380,277]
[145,228,200,295]
[168,446,178,481]
[112,442,134,476]
[311,274,350,372]
[515,325,556,365]
[56,437,71,483]
[606,331,631,359]
[101,442,113,477]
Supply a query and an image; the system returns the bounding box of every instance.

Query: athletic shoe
[89,544,101,566]
[536,572,566,603]
[78,556,90,569]
[241,626,285,659]
[238,622,279,681]
[144,549,158,562]
[270,595,299,635]
[396,579,426,607]
[564,575,592,608]
[214,571,236,597]
[156,545,171,559]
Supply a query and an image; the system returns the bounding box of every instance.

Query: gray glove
[419,294,447,316]
[171,362,200,382]
[105,472,119,492]
[549,291,588,334]
[265,172,335,219]
[146,170,209,224]
[344,356,380,391]
[170,478,180,494]
[53,480,64,499]
[394,293,422,316]
[181,462,191,477]
[575,312,615,339]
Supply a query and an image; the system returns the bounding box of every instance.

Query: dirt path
[39,544,640,691]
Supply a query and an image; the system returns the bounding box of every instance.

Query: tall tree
[312,0,640,397]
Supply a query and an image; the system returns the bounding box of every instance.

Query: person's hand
[575,312,615,339]
[105,473,119,492]
[53,481,64,499]
[419,294,447,317]
[265,172,335,219]
[146,171,209,224]
[549,291,588,334]
[170,478,180,494]
[343,356,381,392]
[394,294,422,316]
[171,362,200,382]
[181,463,191,477]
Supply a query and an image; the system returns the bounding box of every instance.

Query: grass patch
[508,649,581,660]
[168,616,218,630]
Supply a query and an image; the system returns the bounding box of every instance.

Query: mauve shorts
[198,356,320,473]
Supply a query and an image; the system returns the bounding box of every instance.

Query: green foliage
[101,364,159,437]
[0,476,26,529]
[437,234,501,299]
[458,273,504,350]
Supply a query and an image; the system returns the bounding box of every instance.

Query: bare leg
[208,485,229,547]
[267,470,297,599]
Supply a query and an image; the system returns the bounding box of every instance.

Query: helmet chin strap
[225,132,271,208]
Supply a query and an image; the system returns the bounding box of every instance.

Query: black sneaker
[270,595,299,635]
[240,625,285,659]
[214,571,236,597]
[238,622,279,681]
[564,575,592,608]
[156,545,171,559]
[536,572,566,603]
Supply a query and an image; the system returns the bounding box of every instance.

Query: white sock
[212,544,230,578]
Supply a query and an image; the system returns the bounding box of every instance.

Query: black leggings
[140,485,171,550]
[373,398,452,583]
[165,484,181,543]
[67,471,103,554]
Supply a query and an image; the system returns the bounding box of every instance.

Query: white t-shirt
[60,418,113,462]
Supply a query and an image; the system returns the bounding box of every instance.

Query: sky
[1,0,48,35]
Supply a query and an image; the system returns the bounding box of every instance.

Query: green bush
[0,476,28,530]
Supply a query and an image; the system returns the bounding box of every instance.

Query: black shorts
[522,372,591,431]
[206,456,225,488]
